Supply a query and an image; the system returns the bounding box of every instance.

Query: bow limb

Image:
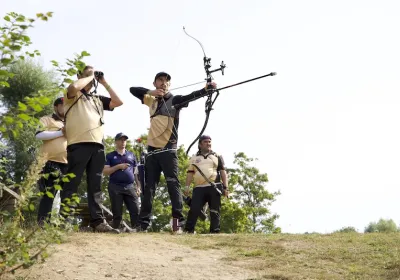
[185,104,212,156]
[182,27,224,155]
[185,89,220,156]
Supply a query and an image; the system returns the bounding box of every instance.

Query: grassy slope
[168,232,400,280]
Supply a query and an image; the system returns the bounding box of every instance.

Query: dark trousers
[138,150,184,230]
[108,182,140,228]
[37,161,68,225]
[184,186,221,233]
[60,142,106,227]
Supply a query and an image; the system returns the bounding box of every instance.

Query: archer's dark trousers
[37,161,68,225]
[137,150,185,230]
[184,186,221,233]
[108,183,140,228]
[60,142,106,227]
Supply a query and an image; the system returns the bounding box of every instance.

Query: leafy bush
[364,218,399,233]
[0,11,90,276]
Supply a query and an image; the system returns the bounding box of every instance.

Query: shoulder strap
[191,163,214,186]
[64,94,84,121]
[150,99,163,118]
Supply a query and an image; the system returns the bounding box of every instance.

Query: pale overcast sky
[2,0,400,234]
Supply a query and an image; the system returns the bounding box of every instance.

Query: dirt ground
[6,232,261,280]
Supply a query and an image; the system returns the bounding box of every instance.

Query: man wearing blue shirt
[103,133,140,230]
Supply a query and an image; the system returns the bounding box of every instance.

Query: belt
[195,182,223,188]
[147,148,177,156]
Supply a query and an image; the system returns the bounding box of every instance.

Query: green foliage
[0,10,91,277]
[0,155,71,275]
[334,226,358,233]
[0,12,52,81]
[0,59,58,108]
[52,50,90,88]
[228,152,281,233]
[364,218,399,233]
[219,198,252,233]
[0,59,59,184]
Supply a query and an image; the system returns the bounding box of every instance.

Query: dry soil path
[8,232,261,280]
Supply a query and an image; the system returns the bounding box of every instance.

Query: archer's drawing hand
[148,89,165,97]
[205,82,217,90]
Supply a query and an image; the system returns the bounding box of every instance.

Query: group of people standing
[35,66,229,234]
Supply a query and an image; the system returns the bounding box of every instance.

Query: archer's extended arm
[172,82,217,107]
[172,88,206,106]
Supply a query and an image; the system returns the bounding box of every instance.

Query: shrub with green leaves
[0,11,91,276]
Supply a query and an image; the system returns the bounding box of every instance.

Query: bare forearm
[134,175,140,187]
[220,170,228,188]
[103,165,120,175]
[68,75,94,98]
[185,173,194,186]
[104,82,123,108]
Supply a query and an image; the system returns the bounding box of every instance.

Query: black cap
[53,97,64,106]
[198,135,211,142]
[115,132,129,140]
[154,72,171,82]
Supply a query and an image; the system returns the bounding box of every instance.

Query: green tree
[219,198,252,233]
[364,218,399,233]
[228,152,281,233]
[0,59,57,108]
[0,59,59,184]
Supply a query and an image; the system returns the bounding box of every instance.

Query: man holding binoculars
[60,65,123,233]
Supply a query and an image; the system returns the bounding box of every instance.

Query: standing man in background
[35,97,67,227]
[183,135,229,234]
[61,65,123,233]
[103,133,141,231]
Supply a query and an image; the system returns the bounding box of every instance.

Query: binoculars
[94,71,104,78]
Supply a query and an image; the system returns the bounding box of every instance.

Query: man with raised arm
[61,66,123,233]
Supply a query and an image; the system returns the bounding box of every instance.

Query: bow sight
[204,57,226,82]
